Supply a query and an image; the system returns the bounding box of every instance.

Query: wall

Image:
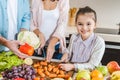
[70,0,120,29]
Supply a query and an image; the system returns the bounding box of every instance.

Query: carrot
[45,71,50,76]
[56,69,60,74]
[39,72,45,78]
[48,65,53,72]
[33,77,40,80]
[33,63,39,68]
[57,74,65,78]
[37,68,43,74]
[44,66,47,71]
[40,61,47,66]
[53,67,58,73]
[49,74,57,78]
[59,70,65,75]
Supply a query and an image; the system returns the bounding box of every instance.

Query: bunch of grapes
[2,64,36,80]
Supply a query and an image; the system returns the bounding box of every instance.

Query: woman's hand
[46,37,58,62]
[46,45,55,62]
[59,63,75,71]
[38,32,46,55]
[5,40,29,59]
[61,53,68,62]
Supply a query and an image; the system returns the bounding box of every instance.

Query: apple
[76,70,91,80]
[107,61,120,74]
[111,71,120,80]
[96,65,108,76]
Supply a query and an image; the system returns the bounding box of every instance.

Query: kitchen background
[30,0,120,65]
[68,0,120,65]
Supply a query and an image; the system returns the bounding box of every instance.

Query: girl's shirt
[71,33,95,63]
[67,33,105,70]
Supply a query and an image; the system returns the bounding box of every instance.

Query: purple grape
[32,75,35,79]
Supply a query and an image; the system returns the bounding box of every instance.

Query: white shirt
[7,0,17,40]
[5,0,17,51]
[39,5,59,41]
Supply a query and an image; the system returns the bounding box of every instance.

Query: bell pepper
[19,43,34,56]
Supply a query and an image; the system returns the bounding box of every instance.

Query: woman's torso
[39,0,60,41]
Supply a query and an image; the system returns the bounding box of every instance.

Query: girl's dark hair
[75,6,97,23]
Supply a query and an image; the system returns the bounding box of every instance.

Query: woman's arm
[30,0,45,50]
[52,0,70,51]
[46,0,70,61]
[46,37,59,61]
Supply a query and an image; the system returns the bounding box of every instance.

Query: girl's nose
[82,25,87,30]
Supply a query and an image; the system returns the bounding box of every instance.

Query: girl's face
[76,13,96,40]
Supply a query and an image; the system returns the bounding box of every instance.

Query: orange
[92,77,104,80]
[91,69,103,78]
[33,77,40,80]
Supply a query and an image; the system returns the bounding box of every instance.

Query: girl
[60,6,105,71]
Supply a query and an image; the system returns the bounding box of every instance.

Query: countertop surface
[66,26,120,43]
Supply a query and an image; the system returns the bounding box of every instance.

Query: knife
[30,56,61,63]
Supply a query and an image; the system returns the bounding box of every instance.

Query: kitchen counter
[66,26,120,43]
[66,26,120,49]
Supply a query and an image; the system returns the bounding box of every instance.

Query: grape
[2,64,37,80]
[12,66,17,70]
[14,72,19,76]
[13,70,18,73]
[23,75,27,79]
[32,75,35,79]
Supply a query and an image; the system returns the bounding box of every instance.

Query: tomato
[19,43,34,56]
[40,78,44,80]
[14,78,25,80]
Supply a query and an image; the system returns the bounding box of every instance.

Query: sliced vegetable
[24,58,33,65]
[19,43,34,56]
[17,31,40,49]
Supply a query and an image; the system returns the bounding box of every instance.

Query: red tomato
[40,78,44,80]
[14,78,25,80]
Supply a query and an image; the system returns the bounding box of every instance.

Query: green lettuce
[0,51,23,72]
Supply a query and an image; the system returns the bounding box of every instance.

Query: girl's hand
[59,63,75,71]
[6,40,29,59]
[61,53,68,62]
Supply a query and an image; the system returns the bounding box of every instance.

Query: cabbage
[17,31,40,49]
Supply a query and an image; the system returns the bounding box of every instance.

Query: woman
[31,0,69,61]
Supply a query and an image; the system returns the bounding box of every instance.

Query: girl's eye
[87,22,91,26]
[78,23,82,25]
